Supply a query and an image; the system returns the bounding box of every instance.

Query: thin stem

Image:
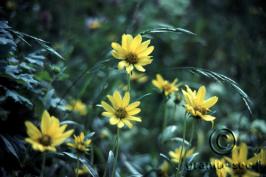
[111,128,120,177]
[162,98,168,130]
[178,113,188,172]
[127,73,131,92]
[75,154,80,177]
[40,152,46,177]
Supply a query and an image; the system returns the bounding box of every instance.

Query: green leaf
[0,135,20,161]
[140,27,196,36]
[62,152,99,177]
[159,125,179,143]
[107,150,114,176]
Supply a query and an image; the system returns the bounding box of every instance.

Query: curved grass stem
[111,128,120,177]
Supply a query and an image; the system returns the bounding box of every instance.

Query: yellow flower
[152,74,179,96]
[75,165,89,176]
[210,158,231,177]
[86,19,101,30]
[101,90,142,128]
[169,147,194,164]
[25,110,74,152]
[68,132,92,153]
[66,100,87,116]
[182,85,218,122]
[130,71,148,84]
[111,34,154,73]
[224,143,261,177]
[159,161,169,177]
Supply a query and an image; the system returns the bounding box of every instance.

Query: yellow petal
[101,101,115,113]
[122,119,133,128]
[138,46,154,57]
[201,114,216,121]
[130,34,142,52]
[239,143,248,161]
[128,116,142,122]
[126,101,140,111]
[25,121,42,140]
[41,110,51,134]
[102,112,113,117]
[113,91,123,107]
[122,92,130,107]
[203,96,218,108]
[128,108,141,115]
[118,61,127,70]
[117,121,124,128]
[134,64,146,72]
[136,40,151,53]
[110,117,120,125]
[197,86,206,102]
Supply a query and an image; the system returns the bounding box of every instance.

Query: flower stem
[111,128,120,177]
[178,113,188,172]
[162,98,168,130]
[40,152,46,177]
[75,154,80,177]
[127,73,131,92]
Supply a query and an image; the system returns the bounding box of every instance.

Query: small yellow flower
[130,71,148,84]
[182,85,218,122]
[86,19,102,29]
[25,110,74,152]
[210,158,231,177]
[152,74,179,96]
[75,165,89,176]
[169,147,194,164]
[111,34,154,74]
[224,143,261,177]
[159,161,169,177]
[101,90,142,128]
[68,132,92,153]
[66,100,87,116]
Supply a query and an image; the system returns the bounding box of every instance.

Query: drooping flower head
[152,74,179,96]
[111,34,154,74]
[25,110,74,152]
[66,99,87,116]
[130,71,148,84]
[224,143,262,177]
[182,85,218,122]
[68,132,92,153]
[169,147,194,164]
[101,91,142,128]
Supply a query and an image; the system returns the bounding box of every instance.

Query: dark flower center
[194,106,207,115]
[115,108,127,119]
[232,163,246,176]
[125,53,138,64]
[39,135,52,146]
[163,84,172,92]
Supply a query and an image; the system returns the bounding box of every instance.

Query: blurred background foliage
[0,0,265,176]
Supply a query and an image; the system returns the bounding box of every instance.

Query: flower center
[232,163,246,176]
[125,53,138,64]
[38,135,52,146]
[163,84,172,92]
[115,107,127,119]
[194,106,207,115]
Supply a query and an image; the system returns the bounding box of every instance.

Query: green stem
[40,152,46,177]
[162,98,168,130]
[127,73,131,92]
[75,154,80,177]
[111,128,120,177]
[178,113,188,172]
